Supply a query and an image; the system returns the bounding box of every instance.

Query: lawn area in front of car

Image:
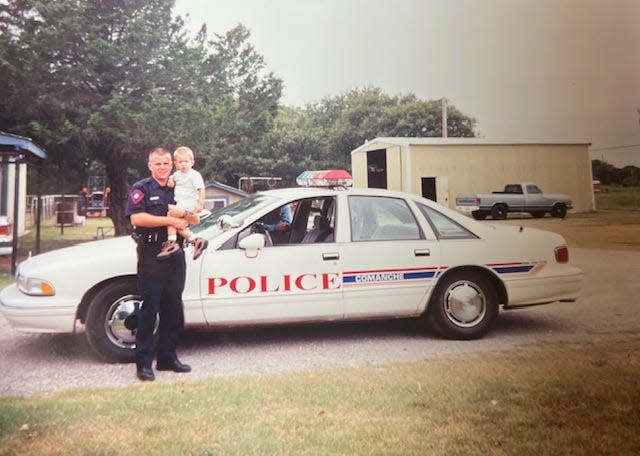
[0,217,114,290]
[0,336,638,455]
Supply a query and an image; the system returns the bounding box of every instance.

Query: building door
[367,149,387,189]
[421,177,436,201]
[421,176,450,207]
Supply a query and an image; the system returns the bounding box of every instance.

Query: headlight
[17,274,55,296]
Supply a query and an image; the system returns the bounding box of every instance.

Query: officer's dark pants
[135,253,186,369]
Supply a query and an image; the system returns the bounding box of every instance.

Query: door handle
[414,249,430,257]
[322,252,340,261]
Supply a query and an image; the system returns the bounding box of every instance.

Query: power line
[591,143,640,151]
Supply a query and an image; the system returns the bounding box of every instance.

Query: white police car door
[200,227,342,326]
[340,195,441,318]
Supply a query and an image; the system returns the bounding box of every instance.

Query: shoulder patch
[129,188,145,205]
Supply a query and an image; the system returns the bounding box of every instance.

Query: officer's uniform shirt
[125,177,182,278]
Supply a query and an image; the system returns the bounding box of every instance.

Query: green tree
[592,159,617,185]
[0,1,282,234]
[197,25,282,185]
[263,88,476,179]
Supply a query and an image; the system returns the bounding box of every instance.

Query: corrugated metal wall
[352,139,594,213]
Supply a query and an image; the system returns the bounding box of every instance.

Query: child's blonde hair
[174,146,194,161]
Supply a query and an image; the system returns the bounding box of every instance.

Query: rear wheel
[491,204,508,220]
[85,279,141,363]
[427,271,499,340]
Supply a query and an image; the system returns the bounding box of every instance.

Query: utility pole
[441,97,448,138]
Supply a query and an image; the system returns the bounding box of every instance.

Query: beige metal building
[351,137,594,213]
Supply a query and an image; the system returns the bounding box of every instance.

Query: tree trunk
[105,154,133,236]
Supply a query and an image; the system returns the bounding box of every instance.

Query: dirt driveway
[500,214,640,251]
[0,214,638,397]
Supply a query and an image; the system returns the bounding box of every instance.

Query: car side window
[349,196,421,241]
[237,197,336,247]
[527,184,542,194]
[417,203,478,240]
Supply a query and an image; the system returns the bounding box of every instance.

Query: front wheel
[427,271,499,340]
[85,279,141,363]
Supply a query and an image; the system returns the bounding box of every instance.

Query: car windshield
[191,194,278,239]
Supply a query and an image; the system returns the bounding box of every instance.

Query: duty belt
[132,231,163,244]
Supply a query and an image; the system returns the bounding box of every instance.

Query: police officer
[125,147,196,381]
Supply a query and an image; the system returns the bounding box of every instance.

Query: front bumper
[0,284,78,333]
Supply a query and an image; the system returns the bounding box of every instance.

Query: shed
[0,132,47,273]
[351,137,594,213]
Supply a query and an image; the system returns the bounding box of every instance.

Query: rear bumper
[503,266,584,307]
[0,237,12,255]
[455,205,479,213]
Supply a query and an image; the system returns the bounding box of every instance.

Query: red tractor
[81,177,110,217]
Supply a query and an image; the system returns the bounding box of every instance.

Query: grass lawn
[0,217,114,290]
[595,185,640,211]
[0,337,638,455]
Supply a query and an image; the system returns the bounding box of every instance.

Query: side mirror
[238,233,265,258]
[199,209,213,222]
[217,215,239,231]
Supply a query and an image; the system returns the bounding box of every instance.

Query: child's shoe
[157,240,181,260]
[191,237,209,260]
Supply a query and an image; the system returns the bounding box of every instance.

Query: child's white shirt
[172,168,205,212]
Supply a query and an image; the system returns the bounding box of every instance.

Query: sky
[173,0,640,166]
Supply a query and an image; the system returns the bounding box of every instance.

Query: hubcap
[104,294,142,349]
[444,281,486,327]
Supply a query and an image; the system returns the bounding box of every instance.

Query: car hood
[17,236,137,288]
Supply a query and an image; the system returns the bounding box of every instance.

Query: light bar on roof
[296,170,353,188]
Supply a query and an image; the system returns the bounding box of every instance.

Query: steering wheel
[253,222,273,247]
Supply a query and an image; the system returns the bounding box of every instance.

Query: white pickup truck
[456,183,573,220]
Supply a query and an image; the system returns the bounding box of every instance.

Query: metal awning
[0,131,47,161]
[0,132,47,274]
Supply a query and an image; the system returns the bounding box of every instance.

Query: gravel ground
[1,245,638,398]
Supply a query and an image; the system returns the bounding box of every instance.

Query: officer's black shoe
[137,367,155,381]
[156,359,192,373]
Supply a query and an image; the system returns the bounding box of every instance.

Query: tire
[471,210,488,220]
[85,279,142,363]
[490,204,508,220]
[551,204,567,218]
[529,211,545,218]
[426,271,499,340]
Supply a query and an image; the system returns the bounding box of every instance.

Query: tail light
[555,246,569,263]
[0,224,11,236]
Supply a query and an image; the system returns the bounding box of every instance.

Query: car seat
[301,215,332,243]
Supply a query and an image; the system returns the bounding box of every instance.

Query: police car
[0,171,584,363]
